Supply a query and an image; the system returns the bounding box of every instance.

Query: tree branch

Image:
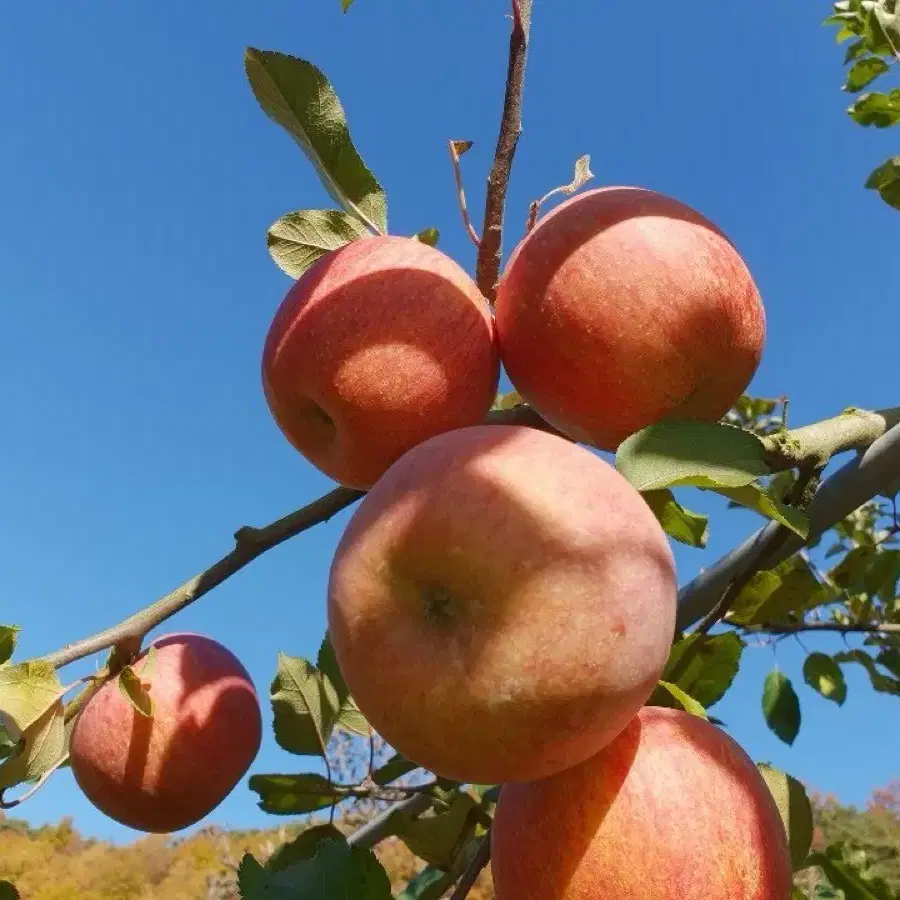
[449,831,492,900]
[346,792,432,849]
[742,622,900,636]
[41,487,364,670]
[474,0,533,301]
[678,420,900,631]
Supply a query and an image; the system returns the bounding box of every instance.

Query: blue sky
[1,0,899,842]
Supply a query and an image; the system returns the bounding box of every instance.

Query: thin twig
[448,140,481,247]
[346,792,432,849]
[744,622,900,636]
[474,0,533,301]
[449,831,492,900]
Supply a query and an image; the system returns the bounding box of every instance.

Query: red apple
[327,424,677,784]
[495,186,766,450]
[69,633,262,833]
[492,706,793,899]
[262,235,500,489]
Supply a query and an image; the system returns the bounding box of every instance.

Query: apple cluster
[266,185,789,897]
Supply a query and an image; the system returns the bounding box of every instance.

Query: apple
[491,706,793,899]
[327,424,677,784]
[495,186,766,450]
[69,632,262,833]
[262,235,500,489]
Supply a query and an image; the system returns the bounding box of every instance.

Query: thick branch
[763,406,900,470]
[346,793,432,849]
[678,421,900,631]
[474,0,533,301]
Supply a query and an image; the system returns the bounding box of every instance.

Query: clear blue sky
[2,0,899,843]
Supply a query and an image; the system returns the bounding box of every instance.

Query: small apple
[262,235,500,489]
[327,424,677,784]
[495,186,766,450]
[491,706,793,899]
[69,632,262,833]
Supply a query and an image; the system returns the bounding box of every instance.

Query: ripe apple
[262,235,500,489]
[327,424,677,784]
[495,186,766,450]
[491,706,793,899]
[69,632,262,833]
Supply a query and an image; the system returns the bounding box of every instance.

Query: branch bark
[474,0,533,301]
[449,832,492,900]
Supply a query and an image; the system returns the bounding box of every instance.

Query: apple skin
[495,186,766,450]
[262,235,500,489]
[491,706,793,900]
[327,424,677,785]
[69,633,262,834]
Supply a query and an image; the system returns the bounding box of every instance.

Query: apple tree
[2,1,900,898]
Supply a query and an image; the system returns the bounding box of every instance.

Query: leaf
[642,490,709,548]
[0,699,65,790]
[651,632,744,708]
[267,210,369,279]
[394,793,477,869]
[0,660,65,733]
[803,653,848,705]
[397,865,455,900]
[656,681,708,719]
[0,883,20,900]
[615,421,769,492]
[341,0,355,10]
[834,649,900,695]
[866,157,900,210]
[317,634,369,736]
[248,772,344,816]
[728,556,836,626]
[117,666,154,718]
[0,627,19,665]
[757,763,814,870]
[266,823,345,872]
[762,670,801,745]
[244,49,387,233]
[712,483,809,538]
[808,843,896,900]
[848,90,900,128]
[371,752,420,786]
[844,56,890,92]
[238,838,393,900]
[413,227,440,247]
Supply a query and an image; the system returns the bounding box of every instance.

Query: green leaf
[865,156,900,211]
[641,490,709,548]
[248,772,344,816]
[834,649,900,695]
[371,752,420,786]
[728,556,837,626]
[413,227,440,247]
[848,90,900,128]
[808,843,896,900]
[0,661,65,734]
[117,666,154,718]
[844,56,890,92]
[317,634,369,736]
[0,883,20,900]
[238,839,392,900]
[615,421,769,492]
[757,763,814,870]
[656,681,708,719]
[398,865,455,900]
[244,49,387,233]
[844,39,869,62]
[651,632,744,708]
[712,482,809,538]
[491,390,525,411]
[271,653,338,756]
[341,0,355,10]
[0,700,65,791]
[267,210,369,279]
[266,823,346,873]
[803,653,848,705]
[394,793,477,869]
[0,627,19,665]
[762,670,801,745]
